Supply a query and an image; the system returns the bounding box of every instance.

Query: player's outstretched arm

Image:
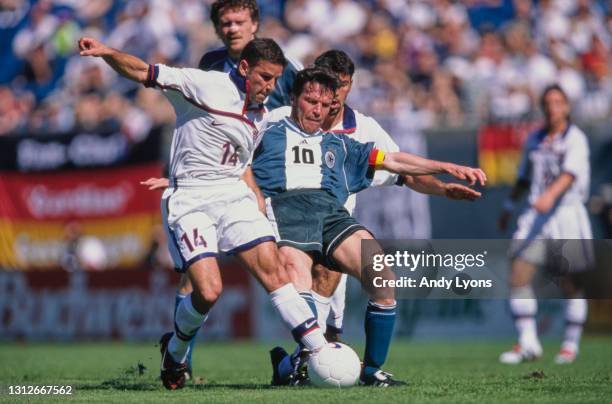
[403,175,482,201]
[381,151,487,186]
[78,37,149,83]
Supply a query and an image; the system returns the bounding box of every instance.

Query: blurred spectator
[0,86,34,135]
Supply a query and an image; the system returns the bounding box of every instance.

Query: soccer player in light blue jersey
[252,67,487,386]
[142,54,485,385]
[307,50,482,346]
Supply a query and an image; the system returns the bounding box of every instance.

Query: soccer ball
[307,342,361,388]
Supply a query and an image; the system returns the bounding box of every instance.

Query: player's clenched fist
[78,37,112,57]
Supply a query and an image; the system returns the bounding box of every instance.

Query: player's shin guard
[510,286,539,349]
[363,300,397,377]
[169,293,209,363]
[311,290,331,334]
[175,293,197,370]
[327,273,347,335]
[562,298,587,352]
[269,283,326,351]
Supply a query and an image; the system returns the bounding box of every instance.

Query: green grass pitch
[1,337,611,403]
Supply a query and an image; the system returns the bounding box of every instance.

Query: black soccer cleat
[289,348,311,387]
[359,370,408,387]
[270,346,290,386]
[159,332,188,390]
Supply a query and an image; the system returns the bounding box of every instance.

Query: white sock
[562,298,587,352]
[328,273,347,332]
[169,294,208,363]
[510,286,539,349]
[311,290,331,334]
[269,283,326,351]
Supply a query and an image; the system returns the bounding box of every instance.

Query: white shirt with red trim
[151,64,269,187]
[517,124,590,206]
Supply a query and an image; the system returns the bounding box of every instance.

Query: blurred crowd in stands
[0,0,611,137]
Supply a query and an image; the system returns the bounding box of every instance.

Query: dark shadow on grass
[77,380,159,391]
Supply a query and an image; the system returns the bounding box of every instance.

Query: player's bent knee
[194,280,223,305]
[509,259,536,287]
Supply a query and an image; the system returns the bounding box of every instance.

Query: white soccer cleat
[554,348,577,364]
[499,344,542,364]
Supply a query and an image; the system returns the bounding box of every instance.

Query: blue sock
[363,300,396,377]
[299,291,318,318]
[175,293,197,370]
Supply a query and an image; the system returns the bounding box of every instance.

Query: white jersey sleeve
[154,65,237,112]
[343,111,401,215]
[358,116,400,187]
[562,126,590,203]
[562,129,589,178]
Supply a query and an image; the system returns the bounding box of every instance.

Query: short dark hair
[292,67,339,98]
[540,84,569,110]
[240,38,287,68]
[210,0,259,27]
[314,50,355,77]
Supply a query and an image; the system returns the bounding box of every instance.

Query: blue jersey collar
[331,104,357,134]
[537,122,572,143]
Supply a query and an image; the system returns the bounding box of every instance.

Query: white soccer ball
[308,342,361,388]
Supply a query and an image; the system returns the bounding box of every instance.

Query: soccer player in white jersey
[253,67,487,386]
[498,84,593,365]
[164,0,302,378]
[77,36,330,390]
[306,50,483,344]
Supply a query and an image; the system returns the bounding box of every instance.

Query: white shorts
[161,181,275,272]
[510,204,594,271]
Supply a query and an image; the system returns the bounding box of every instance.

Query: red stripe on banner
[0,162,163,221]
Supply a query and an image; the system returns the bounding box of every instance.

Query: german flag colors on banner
[0,129,164,270]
